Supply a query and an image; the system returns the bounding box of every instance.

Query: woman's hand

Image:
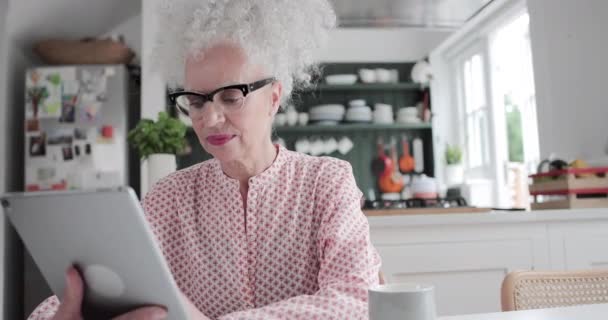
[52,266,167,320]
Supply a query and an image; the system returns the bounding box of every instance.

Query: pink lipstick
[207,135,235,146]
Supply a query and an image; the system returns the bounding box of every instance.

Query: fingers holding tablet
[110,306,168,320]
[53,267,84,320]
[52,266,167,320]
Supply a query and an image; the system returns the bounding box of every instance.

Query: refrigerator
[24,64,140,193]
[22,64,140,316]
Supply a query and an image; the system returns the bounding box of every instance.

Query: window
[489,12,539,208]
[431,1,539,208]
[490,12,539,169]
[462,53,491,171]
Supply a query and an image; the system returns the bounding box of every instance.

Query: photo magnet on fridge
[29,133,47,157]
[36,167,56,182]
[60,80,80,123]
[59,99,76,123]
[43,73,62,118]
[26,87,49,119]
[47,130,73,146]
[81,69,107,102]
[79,102,101,123]
[62,146,74,161]
[74,128,88,140]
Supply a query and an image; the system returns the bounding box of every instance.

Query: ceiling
[6,0,140,50]
[331,0,494,29]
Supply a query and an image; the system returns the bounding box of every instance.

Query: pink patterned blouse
[28,145,381,319]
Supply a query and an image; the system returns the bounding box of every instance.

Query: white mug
[298,113,309,126]
[310,139,325,156]
[338,137,354,155]
[294,138,310,154]
[323,137,338,154]
[274,114,287,126]
[369,283,436,320]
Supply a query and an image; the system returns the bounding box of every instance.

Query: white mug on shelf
[285,106,298,126]
[298,113,309,126]
[375,68,392,83]
[338,137,354,155]
[359,68,376,83]
[390,69,399,83]
[309,139,325,156]
[274,113,287,126]
[323,137,338,154]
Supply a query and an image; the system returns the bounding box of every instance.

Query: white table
[439,303,608,320]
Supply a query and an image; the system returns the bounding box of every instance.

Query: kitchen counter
[367,206,608,317]
[366,207,608,227]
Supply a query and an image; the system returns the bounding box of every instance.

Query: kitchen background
[1,0,608,318]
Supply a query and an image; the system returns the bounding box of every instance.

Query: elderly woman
[29,0,381,319]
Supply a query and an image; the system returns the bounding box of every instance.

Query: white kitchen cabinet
[368,208,608,316]
[547,218,608,270]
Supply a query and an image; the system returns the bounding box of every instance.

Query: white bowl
[381,193,401,201]
[398,107,419,116]
[347,106,372,115]
[374,103,393,111]
[375,68,392,83]
[358,69,376,83]
[411,175,437,194]
[373,115,394,124]
[314,120,340,126]
[346,116,372,123]
[345,111,373,122]
[348,99,367,108]
[325,74,357,85]
[309,113,344,121]
[397,117,421,124]
[375,109,393,117]
[309,104,345,114]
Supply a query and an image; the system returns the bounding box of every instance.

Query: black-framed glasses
[168,77,276,116]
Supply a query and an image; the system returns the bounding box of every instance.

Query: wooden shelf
[307,82,422,91]
[274,123,431,133]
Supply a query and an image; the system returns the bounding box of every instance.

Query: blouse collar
[210,144,289,188]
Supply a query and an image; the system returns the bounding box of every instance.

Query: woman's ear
[269,81,283,116]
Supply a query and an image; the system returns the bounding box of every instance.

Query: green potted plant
[128,111,187,188]
[444,144,464,186]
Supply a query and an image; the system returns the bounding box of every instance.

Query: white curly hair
[153,0,337,103]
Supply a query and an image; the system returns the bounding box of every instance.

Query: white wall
[318,28,450,62]
[527,0,608,161]
[102,13,142,64]
[140,0,166,195]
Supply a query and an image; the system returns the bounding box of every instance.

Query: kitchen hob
[363,196,493,216]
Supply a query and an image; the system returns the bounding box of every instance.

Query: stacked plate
[325,74,357,85]
[345,106,372,122]
[309,104,345,124]
[397,107,421,124]
[373,103,394,124]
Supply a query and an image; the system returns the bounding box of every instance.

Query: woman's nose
[198,102,225,127]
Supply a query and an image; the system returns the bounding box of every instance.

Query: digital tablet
[1,187,188,319]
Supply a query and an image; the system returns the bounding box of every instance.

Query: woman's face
[184,42,282,165]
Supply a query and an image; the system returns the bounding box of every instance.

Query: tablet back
[1,187,188,319]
